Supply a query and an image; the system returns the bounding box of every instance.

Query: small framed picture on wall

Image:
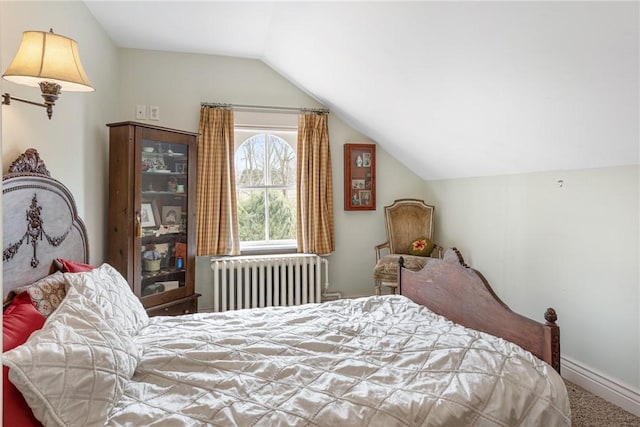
[344,143,376,211]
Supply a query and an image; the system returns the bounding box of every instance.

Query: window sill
[240,245,297,256]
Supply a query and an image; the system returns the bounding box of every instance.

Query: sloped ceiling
[84,1,639,180]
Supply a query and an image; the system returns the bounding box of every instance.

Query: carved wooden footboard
[399,248,560,373]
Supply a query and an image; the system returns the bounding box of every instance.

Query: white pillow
[3,286,139,427]
[64,263,149,337]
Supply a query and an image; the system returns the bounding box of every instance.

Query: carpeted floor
[565,380,639,426]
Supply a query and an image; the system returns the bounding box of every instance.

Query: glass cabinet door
[108,121,198,315]
[139,139,190,302]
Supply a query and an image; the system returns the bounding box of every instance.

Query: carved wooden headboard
[3,149,89,298]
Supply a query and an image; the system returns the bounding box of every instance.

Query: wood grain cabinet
[107,121,199,315]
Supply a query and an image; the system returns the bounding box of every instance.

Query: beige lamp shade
[2,30,94,92]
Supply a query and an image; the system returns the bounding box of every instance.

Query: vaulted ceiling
[84,1,638,180]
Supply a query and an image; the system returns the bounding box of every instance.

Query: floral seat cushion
[373,254,434,283]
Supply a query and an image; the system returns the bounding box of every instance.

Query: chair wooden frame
[374,199,442,294]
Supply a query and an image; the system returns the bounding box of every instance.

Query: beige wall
[117,48,426,300]
[1,1,120,263]
[424,165,640,395]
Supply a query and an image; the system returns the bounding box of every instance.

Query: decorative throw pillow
[408,237,435,257]
[3,292,46,351]
[9,272,67,317]
[54,258,96,273]
[3,292,46,427]
[63,263,149,337]
[3,286,139,427]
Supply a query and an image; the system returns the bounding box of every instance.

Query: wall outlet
[136,105,147,120]
[149,105,160,121]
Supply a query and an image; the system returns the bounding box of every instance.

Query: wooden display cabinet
[107,121,199,315]
[344,143,376,211]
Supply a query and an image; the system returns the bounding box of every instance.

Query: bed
[2,150,571,426]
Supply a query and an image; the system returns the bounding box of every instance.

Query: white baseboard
[561,356,640,417]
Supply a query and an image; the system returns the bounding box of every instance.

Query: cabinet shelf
[142,171,185,176]
[142,191,187,196]
[142,152,187,159]
[141,233,187,244]
[141,268,185,283]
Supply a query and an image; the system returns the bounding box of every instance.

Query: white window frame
[234,122,298,253]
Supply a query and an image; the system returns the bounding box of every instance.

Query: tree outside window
[235,131,297,247]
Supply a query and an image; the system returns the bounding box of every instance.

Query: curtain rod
[200,102,329,114]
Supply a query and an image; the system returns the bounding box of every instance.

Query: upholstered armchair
[373,199,443,295]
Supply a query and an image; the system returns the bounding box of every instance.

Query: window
[235,126,297,249]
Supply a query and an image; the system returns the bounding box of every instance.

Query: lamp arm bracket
[2,93,54,119]
[2,93,47,108]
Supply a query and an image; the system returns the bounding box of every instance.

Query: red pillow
[55,258,96,273]
[3,292,46,427]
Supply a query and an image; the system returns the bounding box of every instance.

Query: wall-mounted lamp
[1,29,94,119]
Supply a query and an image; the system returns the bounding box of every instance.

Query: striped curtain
[296,112,335,255]
[196,106,240,255]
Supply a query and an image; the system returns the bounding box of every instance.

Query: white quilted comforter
[107,295,570,426]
